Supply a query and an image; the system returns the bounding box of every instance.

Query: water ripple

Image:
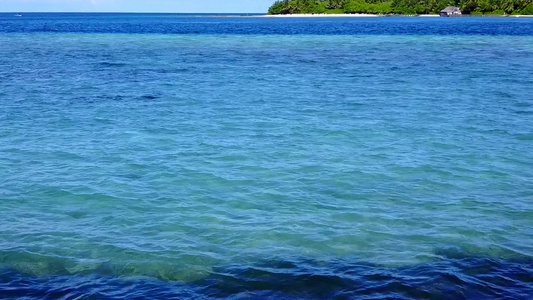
[1,20,532,298]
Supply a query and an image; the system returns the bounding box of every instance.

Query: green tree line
[267,0,533,15]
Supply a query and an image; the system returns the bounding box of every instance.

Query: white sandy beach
[250,13,532,18]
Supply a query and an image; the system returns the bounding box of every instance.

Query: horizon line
[1,11,266,14]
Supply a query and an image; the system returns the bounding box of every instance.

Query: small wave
[140,95,160,100]
[514,111,533,116]
[99,62,127,67]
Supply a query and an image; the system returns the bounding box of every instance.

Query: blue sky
[0,0,274,13]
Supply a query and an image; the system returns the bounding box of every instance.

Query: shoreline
[252,13,533,18]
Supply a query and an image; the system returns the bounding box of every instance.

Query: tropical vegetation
[267,0,533,15]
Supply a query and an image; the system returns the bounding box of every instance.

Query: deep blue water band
[1,252,532,299]
[1,13,533,35]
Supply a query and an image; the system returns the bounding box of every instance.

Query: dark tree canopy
[267,0,533,15]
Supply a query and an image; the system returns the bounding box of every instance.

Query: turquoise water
[1,15,533,299]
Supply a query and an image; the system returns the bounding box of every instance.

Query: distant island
[267,0,533,15]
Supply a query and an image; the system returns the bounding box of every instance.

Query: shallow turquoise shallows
[1,16,533,299]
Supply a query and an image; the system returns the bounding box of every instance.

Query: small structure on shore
[440,6,462,17]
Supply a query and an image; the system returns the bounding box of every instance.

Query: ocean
[0,13,532,299]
